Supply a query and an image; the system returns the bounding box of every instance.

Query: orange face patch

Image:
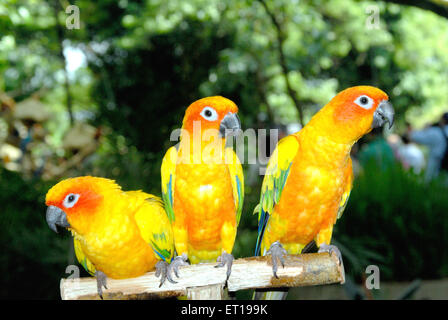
[331,86,389,124]
[45,177,107,218]
[182,96,239,134]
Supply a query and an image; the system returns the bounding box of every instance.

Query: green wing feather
[74,238,96,276]
[133,195,174,263]
[161,146,178,224]
[225,148,244,226]
[145,197,175,262]
[254,135,300,256]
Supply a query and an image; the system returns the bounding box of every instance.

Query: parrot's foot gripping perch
[266,241,287,278]
[215,251,234,281]
[95,270,108,299]
[318,243,345,284]
[155,253,189,287]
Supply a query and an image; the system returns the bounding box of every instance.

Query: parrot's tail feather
[252,204,261,215]
[253,289,288,300]
[301,240,318,253]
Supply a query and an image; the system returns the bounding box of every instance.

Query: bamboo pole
[60,252,344,300]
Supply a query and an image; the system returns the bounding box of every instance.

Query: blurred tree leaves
[336,162,448,281]
[2,0,448,135]
[89,18,234,154]
[0,168,69,299]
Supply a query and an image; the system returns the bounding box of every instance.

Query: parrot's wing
[254,135,299,256]
[145,196,175,262]
[74,238,96,276]
[161,146,178,224]
[132,193,175,263]
[336,158,354,220]
[225,147,244,226]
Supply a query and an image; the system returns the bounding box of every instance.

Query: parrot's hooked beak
[219,112,241,137]
[46,205,70,233]
[372,100,394,129]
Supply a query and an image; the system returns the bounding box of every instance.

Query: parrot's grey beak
[372,100,394,129]
[46,205,70,233]
[219,112,241,137]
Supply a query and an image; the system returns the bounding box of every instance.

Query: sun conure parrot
[45,176,174,298]
[254,86,394,299]
[159,96,244,285]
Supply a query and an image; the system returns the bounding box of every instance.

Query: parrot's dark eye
[200,106,218,121]
[63,193,80,208]
[354,95,374,110]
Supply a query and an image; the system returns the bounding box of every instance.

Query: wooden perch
[60,252,344,300]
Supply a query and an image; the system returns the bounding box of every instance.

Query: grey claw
[318,243,341,264]
[156,254,189,287]
[95,270,107,299]
[155,260,169,287]
[170,253,189,279]
[318,243,345,284]
[266,241,287,278]
[215,251,234,280]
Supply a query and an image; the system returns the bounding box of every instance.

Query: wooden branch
[60,252,344,300]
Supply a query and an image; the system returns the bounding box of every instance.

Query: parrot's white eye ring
[354,95,374,110]
[200,106,218,121]
[63,193,80,208]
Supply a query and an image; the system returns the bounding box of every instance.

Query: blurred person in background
[358,127,395,170]
[408,113,448,181]
[397,134,425,174]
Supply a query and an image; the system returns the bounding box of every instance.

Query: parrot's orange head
[45,176,120,235]
[181,96,240,139]
[321,86,394,142]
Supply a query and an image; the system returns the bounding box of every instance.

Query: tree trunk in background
[51,0,74,126]
[258,0,305,127]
